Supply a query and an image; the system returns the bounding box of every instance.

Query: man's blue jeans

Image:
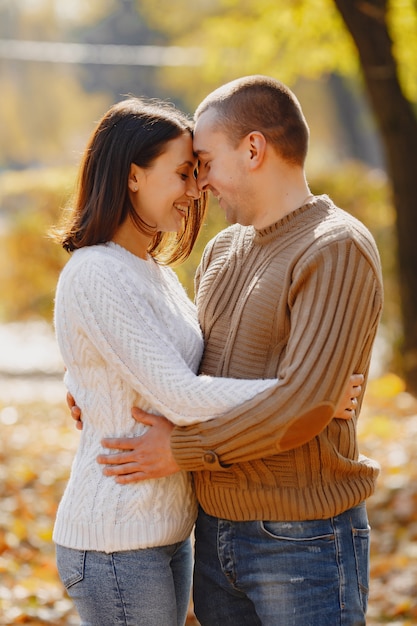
[193,503,370,626]
[56,539,192,626]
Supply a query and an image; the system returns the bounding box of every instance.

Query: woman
[53,97,283,626]
[53,97,359,626]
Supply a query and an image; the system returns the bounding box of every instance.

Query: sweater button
[203,451,217,464]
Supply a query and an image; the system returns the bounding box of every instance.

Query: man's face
[193,109,253,225]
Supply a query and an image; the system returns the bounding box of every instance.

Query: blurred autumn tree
[136,0,417,391]
[0,0,196,323]
[0,168,71,321]
[0,0,185,169]
[334,0,417,391]
[0,1,111,169]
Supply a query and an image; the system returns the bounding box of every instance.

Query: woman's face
[129,133,199,233]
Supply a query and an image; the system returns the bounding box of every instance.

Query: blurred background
[0,0,416,624]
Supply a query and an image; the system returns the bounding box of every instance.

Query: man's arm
[169,245,382,471]
[94,372,362,483]
[96,248,381,478]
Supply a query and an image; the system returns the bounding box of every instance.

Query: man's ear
[247,131,266,169]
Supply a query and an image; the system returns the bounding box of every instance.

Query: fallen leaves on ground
[0,373,416,624]
[358,374,417,625]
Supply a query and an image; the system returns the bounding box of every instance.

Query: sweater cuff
[170,402,336,470]
[171,430,230,471]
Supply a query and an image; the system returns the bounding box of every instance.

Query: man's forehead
[193,111,222,154]
[193,131,212,157]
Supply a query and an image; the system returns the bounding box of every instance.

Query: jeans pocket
[56,544,86,589]
[260,519,334,542]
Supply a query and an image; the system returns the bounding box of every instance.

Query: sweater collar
[253,195,321,244]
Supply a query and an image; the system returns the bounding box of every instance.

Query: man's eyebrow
[193,149,209,157]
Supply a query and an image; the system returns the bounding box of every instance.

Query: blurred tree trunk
[334,0,417,393]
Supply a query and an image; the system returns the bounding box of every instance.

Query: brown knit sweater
[170,195,383,521]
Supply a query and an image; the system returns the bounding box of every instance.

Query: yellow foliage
[367,373,406,400]
[140,0,416,109]
[0,167,74,321]
[389,0,417,100]
[360,413,394,439]
[0,66,110,168]
[11,518,27,542]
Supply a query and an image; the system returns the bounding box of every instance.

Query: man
[75,76,383,625]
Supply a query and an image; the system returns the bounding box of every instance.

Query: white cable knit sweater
[53,242,275,552]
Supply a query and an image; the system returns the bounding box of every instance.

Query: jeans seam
[110,553,129,625]
[217,520,239,589]
[332,515,345,620]
[352,527,370,601]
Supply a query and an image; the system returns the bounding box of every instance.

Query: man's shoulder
[314,195,378,248]
[211,222,248,243]
[204,223,252,256]
[304,196,382,279]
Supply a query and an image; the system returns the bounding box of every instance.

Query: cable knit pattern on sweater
[53,242,276,552]
[170,195,384,521]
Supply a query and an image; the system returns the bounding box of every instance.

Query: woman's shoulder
[65,242,157,275]
[58,243,149,292]
[60,245,111,281]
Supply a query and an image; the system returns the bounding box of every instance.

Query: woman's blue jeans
[193,503,370,626]
[56,539,192,626]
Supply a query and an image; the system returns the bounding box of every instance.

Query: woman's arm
[66,373,363,484]
[58,253,277,427]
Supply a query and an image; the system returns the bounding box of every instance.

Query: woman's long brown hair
[52,97,207,266]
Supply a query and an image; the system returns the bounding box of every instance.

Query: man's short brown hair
[195,75,309,166]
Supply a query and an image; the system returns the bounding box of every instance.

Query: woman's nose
[196,170,207,192]
[186,177,200,199]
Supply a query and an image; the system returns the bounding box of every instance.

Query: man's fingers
[100,436,140,451]
[351,373,364,386]
[101,460,167,480]
[97,415,178,482]
[66,391,75,409]
[115,472,151,484]
[131,408,170,428]
[97,450,136,465]
[101,461,139,475]
[71,405,81,420]
[338,406,356,421]
[349,373,363,399]
[131,407,156,426]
